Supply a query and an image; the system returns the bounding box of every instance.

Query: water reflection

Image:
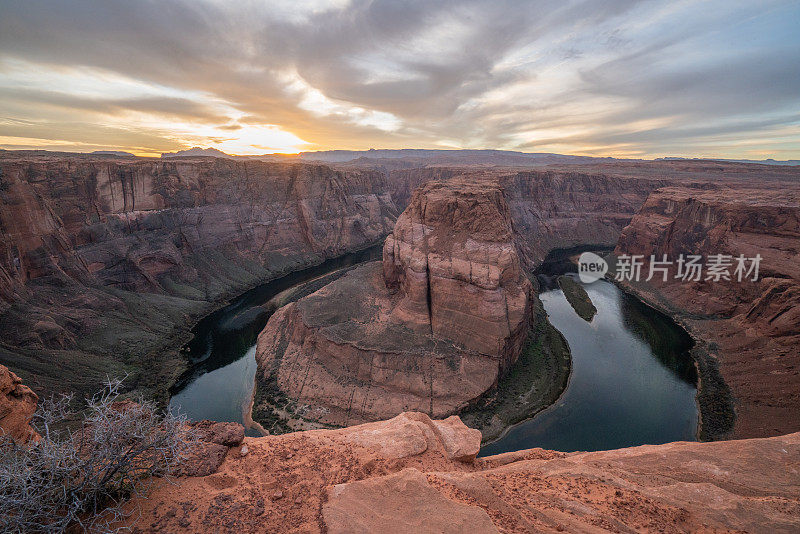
[480,272,698,455]
[168,245,383,432]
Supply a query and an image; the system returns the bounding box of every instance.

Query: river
[170,246,699,451]
[168,244,383,435]
[480,269,698,455]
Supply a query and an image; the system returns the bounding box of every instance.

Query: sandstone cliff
[254,178,534,429]
[385,160,800,267]
[0,154,397,399]
[0,364,38,443]
[386,167,675,266]
[615,186,800,439]
[126,411,800,533]
[499,170,671,266]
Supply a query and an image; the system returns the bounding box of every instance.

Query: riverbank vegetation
[459,299,572,443]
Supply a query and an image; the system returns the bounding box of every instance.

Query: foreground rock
[0,154,397,400]
[254,178,534,429]
[125,412,800,533]
[0,364,39,443]
[177,420,246,477]
[615,185,800,439]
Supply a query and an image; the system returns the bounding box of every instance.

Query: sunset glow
[1,0,798,159]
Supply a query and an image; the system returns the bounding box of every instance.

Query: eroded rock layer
[125,411,800,533]
[615,186,800,438]
[0,154,397,398]
[255,178,533,428]
[0,364,38,443]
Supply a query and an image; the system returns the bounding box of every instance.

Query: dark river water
[480,271,698,455]
[168,245,382,435]
[170,247,699,451]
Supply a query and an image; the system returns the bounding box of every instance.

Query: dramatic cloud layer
[0,0,798,157]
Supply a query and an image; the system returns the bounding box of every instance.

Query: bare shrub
[0,378,196,533]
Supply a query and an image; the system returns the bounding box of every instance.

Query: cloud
[0,0,798,158]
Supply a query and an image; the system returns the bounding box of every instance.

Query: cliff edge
[126,411,800,533]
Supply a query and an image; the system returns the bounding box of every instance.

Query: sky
[0,0,798,159]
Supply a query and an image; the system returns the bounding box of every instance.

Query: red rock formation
[615,186,800,439]
[499,170,672,266]
[255,178,534,428]
[387,167,462,209]
[124,412,800,533]
[383,178,533,359]
[387,167,679,265]
[386,160,800,266]
[178,420,246,477]
[0,154,397,398]
[0,364,39,443]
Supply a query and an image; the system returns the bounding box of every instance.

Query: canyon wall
[615,186,800,438]
[386,167,463,209]
[0,155,397,399]
[499,170,671,266]
[255,178,534,429]
[386,167,677,266]
[386,160,800,267]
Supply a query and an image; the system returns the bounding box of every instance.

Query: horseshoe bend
[254,178,536,429]
[2,3,800,528]
[1,151,800,531]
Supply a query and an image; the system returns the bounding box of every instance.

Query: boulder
[0,364,39,444]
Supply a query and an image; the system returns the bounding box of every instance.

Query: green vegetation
[557,275,597,322]
[459,299,572,443]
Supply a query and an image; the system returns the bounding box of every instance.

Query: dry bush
[0,378,196,533]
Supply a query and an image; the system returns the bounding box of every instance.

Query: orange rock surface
[125,412,800,533]
[0,364,38,443]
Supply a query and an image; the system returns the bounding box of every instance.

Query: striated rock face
[383,179,533,360]
[386,167,677,266]
[615,186,800,439]
[385,161,800,269]
[499,170,671,266]
[0,155,397,398]
[125,412,800,533]
[255,178,534,428]
[0,364,39,443]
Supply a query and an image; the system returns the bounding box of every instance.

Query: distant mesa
[90,150,136,157]
[161,147,235,158]
[656,156,800,166]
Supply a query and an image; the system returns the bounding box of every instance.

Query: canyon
[615,185,800,439]
[252,161,800,441]
[1,150,800,532]
[0,152,678,406]
[0,153,396,400]
[1,152,799,442]
[254,178,535,429]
